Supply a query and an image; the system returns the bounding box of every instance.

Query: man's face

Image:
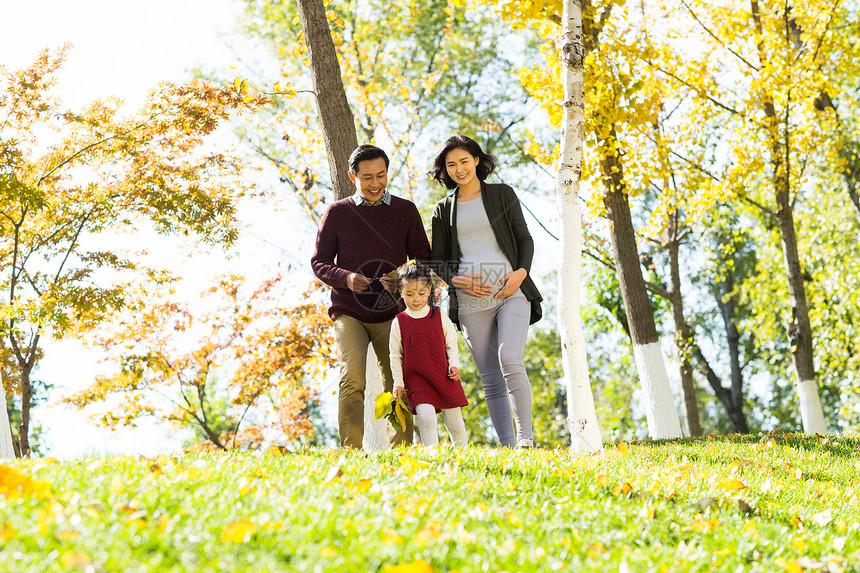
[349,157,388,204]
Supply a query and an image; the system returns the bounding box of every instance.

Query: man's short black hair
[349,145,390,174]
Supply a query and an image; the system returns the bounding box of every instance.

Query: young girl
[389,261,468,447]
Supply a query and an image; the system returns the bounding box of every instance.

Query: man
[311,145,430,448]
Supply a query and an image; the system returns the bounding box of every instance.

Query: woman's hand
[393,386,404,398]
[451,274,494,297]
[495,268,527,299]
[448,366,460,382]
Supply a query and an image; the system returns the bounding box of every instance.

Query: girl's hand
[451,274,494,297]
[495,268,527,299]
[448,366,460,382]
[393,386,404,398]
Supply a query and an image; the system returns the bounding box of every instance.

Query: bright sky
[1,0,325,459]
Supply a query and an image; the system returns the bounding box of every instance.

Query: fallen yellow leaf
[0,464,51,499]
[320,546,338,559]
[61,552,95,569]
[716,478,747,490]
[774,557,803,573]
[221,519,256,543]
[791,537,807,552]
[353,478,372,493]
[611,482,633,497]
[0,522,16,541]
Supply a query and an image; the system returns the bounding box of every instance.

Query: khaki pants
[333,315,414,448]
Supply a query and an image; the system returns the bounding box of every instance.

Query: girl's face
[445,147,479,189]
[400,279,431,312]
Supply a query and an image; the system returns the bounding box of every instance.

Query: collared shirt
[352,189,391,207]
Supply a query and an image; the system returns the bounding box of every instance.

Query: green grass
[1,433,858,572]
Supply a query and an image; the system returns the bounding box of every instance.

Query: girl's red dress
[396,307,468,414]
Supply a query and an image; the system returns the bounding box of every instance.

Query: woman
[429,135,542,448]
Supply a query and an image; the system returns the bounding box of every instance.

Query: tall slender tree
[555,0,603,452]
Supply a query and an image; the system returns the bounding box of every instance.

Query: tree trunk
[296,0,359,200]
[556,0,603,453]
[715,239,750,433]
[666,215,701,437]
[843,173,860,228]
[18,367,32,456]
[601,127,682,439]
[776,206,826,433]
[750,0,826,434]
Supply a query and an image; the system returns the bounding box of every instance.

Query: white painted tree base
[363,345,392,451]
[1,374,15,459]
[797,378,827,435]
[632,342,683,439]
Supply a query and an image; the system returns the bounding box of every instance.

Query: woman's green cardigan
[430,181,543,329]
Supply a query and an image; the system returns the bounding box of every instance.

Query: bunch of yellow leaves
[0,464,50,499]
[374,392,411,433]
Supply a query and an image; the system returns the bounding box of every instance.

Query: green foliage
[218,0,540,224]
[2,434,859,571]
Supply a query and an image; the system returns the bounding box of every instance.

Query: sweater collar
[404,305,431,319]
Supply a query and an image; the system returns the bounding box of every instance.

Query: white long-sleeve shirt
[389,306,460,391]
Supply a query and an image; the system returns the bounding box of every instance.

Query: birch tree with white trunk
[555,0,603,453]
[1,373,15,459]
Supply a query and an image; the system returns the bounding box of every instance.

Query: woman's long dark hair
[430,135,497,189]
[396,261,436,307]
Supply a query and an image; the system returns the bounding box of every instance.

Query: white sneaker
[517,438,533,449]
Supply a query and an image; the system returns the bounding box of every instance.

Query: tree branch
[680,0,759,71]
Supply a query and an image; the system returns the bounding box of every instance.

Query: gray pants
[459,296,532,447]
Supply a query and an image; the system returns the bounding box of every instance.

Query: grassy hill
[1,433,858,572]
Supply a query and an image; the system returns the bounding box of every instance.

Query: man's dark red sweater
[311,195,431,323]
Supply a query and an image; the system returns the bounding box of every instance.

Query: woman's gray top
[455,196,526,314]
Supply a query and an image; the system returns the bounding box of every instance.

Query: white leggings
[414,403,467,447]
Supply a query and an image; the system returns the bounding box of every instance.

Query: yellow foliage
[0,464,51,499]
[220,518,257,543]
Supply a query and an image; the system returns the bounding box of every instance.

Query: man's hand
[448,366,460,382]
[393,386,404,398]
[379,275,399,294]
[346,272,371,293]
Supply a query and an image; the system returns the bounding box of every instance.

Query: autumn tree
[0,47,267,455]
[63,276,335,449]
[229,0,537,219]
[650,0,860,433]
[490,0,685,439]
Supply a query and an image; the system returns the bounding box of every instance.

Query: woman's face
[445,147,479,189]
